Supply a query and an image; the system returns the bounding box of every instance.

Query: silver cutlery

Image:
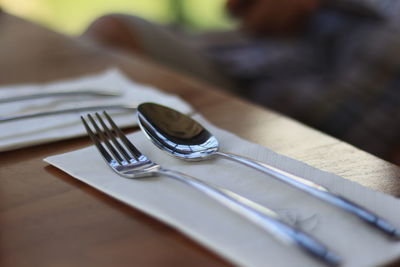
[0,104,136,123]
[0,89,120,104]
[137,102,400,239]
[81,111,341,266]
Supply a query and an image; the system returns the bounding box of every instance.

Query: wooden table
[1,13,400,267]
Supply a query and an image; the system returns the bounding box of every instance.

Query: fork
[81,111,341,266]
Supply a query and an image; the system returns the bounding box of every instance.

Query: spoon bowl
[138,102,218,160]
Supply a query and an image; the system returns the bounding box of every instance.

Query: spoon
[137,102,400,239]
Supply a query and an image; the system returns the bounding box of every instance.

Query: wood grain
[1,13,399,267]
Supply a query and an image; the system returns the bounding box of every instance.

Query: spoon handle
[216,151,400,239]
[158,168,340,266]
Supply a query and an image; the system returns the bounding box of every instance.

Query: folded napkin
[0,68,192,152]
[45,115,400,267]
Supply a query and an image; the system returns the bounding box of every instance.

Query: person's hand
[227,0,320,35]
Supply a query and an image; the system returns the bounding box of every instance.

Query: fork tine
[86,114,124,165]
[81,116,114,164]
[94,112,133,162]
[102,111,144,160]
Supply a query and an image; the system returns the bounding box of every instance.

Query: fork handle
[216,151,400,239]
[157,168,340,266]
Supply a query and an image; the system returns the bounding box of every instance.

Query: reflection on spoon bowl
[137,102,219,161]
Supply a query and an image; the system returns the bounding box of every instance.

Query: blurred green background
[0,0,235,35]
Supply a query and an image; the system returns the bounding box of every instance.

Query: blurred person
[81,0,400,165]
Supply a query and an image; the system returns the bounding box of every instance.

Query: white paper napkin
[44,115,400,267]
[0,68,192,152]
